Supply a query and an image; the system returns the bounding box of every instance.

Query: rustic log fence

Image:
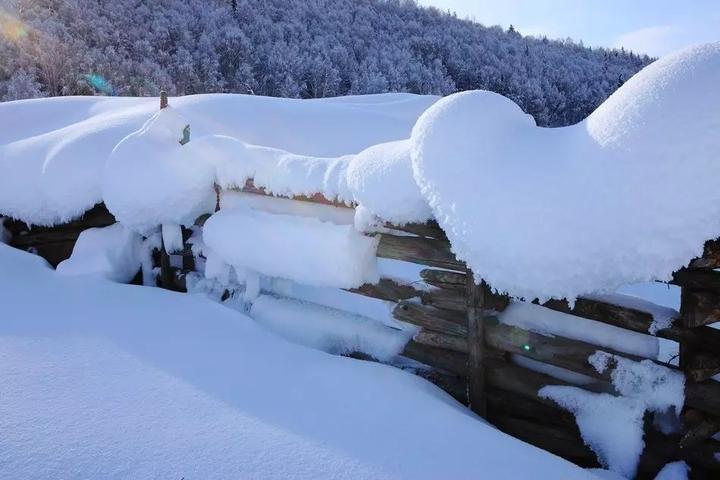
[3,182,720,478]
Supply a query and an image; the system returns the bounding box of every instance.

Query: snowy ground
[0,244,594,480]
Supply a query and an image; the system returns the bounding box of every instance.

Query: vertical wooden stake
[466,267,487,417]
[160,90,168,109]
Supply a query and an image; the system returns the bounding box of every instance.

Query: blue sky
[419,0,720,57]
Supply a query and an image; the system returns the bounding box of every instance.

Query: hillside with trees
[0,0,652,126]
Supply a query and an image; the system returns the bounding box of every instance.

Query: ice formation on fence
[56,223,141,283]
[411,42,720,301]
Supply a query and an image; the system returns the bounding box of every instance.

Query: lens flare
[0,11,29,43]
[84,73,115,95]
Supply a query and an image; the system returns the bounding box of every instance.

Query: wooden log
[348,278,420,303]
[543,296,720,353]
[400,340,467,376]
[689,238,720,269]
[672,268,720,294]
[681,409,720,449]
[376,233,464,271]
[421,284,509,313]
[684,350,720,383]
[23,240,76,267]
[414,330,468,354]
[393,302,467,336]
[239,179,352,209]
[466,271,487,417]
[383,220,447,240]
[680,288,720,328]
[10,228,85,248]
[421,287,465,312]
[420,268,466,290]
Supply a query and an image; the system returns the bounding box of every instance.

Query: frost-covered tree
[0,0,653,126]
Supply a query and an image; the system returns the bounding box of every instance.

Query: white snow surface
[346,140,432,228]
[540,386,646,479]
[0,93,436,227]
[56,223,142,283]
[653,461,689,480]
[203,207,380,289]
[411,42,720,301]
[0,243,594,480]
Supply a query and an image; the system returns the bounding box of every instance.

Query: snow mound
[102,107,217,234]
[203,207,379,289]
[411,42,720,301]
[347,140,432,228]
[56,223,142,283]
[540,386,646,479]
[1,93,435,226]
[653,461,689,480]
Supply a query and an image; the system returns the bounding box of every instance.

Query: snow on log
[203,207,379,289]
[411,42,720,302]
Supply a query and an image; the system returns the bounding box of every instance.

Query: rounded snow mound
[347,139,432,226]
[411,42,720,301]
[102,108,217,234]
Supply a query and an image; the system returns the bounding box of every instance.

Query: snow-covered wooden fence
[4,187,720,479]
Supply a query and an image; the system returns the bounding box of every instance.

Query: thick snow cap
[411,42,720,301]
[102,107,216,233]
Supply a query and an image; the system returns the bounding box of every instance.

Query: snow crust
[56,223,142,283]
[0,243,594,480]
[411,42,720,301]
[540,386,646,479]
[203,207,380,289]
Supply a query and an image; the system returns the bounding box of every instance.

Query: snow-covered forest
[0,0,651,126]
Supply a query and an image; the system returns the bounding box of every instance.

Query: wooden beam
[688,239,720,269]
[393,302,467,336]
[681,409,720,449]
[400,340,467,376]
[680,288,720,328]
[383,220,447,240]
[672,268,720,294]
[238,179,352,209]
[684,350,720,383]
[347,278,420,303]
[420,268,465,290]
[466,271,487,417]
[376,233,464,271]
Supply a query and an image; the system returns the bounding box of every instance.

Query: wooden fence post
[160,90,168,109]
[466,268,487,417]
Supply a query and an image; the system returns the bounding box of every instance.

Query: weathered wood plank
[420,268,465,290]
[680,288,720,328]
[466,272,487,417]
[684,350,720,383]
[689,239,720,269]
[414,330,468,353]
[400,340,467,376]
[376,234,464,270]
[673,268,720,294]
[681,409,720,449]
[383,220,447,240]
[393,302,467,336]
[347,278,420,302]
[238,179,353,209]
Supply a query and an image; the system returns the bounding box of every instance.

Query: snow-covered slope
[0,244,593,479]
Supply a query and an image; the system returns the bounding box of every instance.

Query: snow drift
[0,242,594,480]
[411,42,720,301]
